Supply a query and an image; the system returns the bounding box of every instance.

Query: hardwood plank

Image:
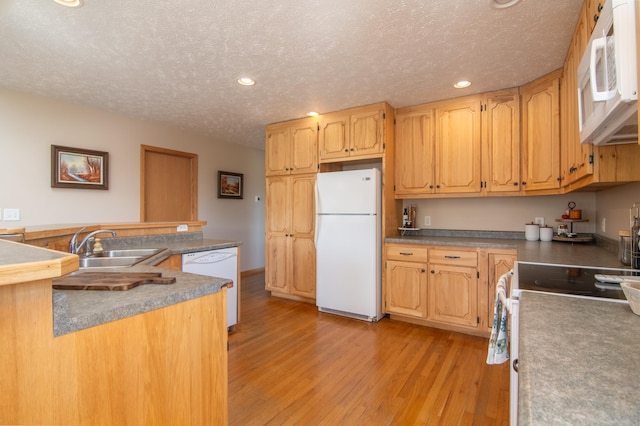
[229,272,509,425]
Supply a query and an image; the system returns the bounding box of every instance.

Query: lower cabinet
[384,243,516,336]
[385,244,428,317]
[428,248,479,329]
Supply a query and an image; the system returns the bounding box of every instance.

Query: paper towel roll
[525,224,540,241]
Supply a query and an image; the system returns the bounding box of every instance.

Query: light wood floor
[228,272,510,425]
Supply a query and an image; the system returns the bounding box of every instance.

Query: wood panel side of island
[0,278,228,425]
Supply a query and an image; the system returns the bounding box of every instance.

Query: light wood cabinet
[265,117,318,176]
[265,174,316,299]
[319,103,389,162]
[482,89,522,194]
[521,70,562,192]
[486,250,517,332]
[427,248,479,329]
[384,244,428,317]
[384,243,488,336]
[394,95,482,197]
[434,96,483,194]
[561,1,594,186]
[585,0,604,35]
[394,107,435,196]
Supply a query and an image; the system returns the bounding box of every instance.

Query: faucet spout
[70,229,117,255]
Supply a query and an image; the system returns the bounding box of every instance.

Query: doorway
[140,145,198,222]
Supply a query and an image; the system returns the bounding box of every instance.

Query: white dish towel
[486,270,513,365]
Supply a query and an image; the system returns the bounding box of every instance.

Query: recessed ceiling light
[453,80,471,89]
[490,0,521,9]
[237,77,255,86]
[307,111,319,117]
[53,0,83,7]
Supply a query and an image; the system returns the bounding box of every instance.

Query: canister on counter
[557,224,569,236]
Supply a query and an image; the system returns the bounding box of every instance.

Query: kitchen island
[518,292,640,424]
[0,239,230,425]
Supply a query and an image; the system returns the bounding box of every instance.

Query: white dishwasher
[182,247,238,328]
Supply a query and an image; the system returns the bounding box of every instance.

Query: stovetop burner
[515,262,640,301]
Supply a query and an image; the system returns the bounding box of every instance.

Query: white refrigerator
[315,168,383,322]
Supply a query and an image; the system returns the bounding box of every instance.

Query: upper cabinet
[521,70,562,192]
[482,89,521,194]
[434,96,483,195]
[318,103,390,162]
[265,117,318,176]
[395,92,517,198]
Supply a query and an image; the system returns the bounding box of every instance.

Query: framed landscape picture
[218,171,243,199]
[51,145,109,190]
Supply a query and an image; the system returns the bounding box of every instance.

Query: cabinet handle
[399,252,414,256]
[444,255,461,259]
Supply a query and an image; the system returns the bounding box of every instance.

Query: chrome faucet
[69,227,116,256]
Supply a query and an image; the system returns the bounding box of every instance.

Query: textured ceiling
[0,0,583,150]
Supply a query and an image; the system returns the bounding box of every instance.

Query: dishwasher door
[182,247,238,328]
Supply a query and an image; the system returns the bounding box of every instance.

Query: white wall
[0,88,266,272]
[404,193,597,234]
[594,182,640,239]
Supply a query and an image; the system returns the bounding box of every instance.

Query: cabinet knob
[344,149,349,153]
[594,14,599,23]
[436,185,440,189]
[597,3,603,12]
[421,269,426,273]
[521,181,527,186]
[430,270,435,274]
[429,185,434,189]
[513,182,519,186]
[350,148,355,151]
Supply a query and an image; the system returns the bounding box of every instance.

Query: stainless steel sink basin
[79,248,165,268]
[91,248,164,258]
[79,256,147,268]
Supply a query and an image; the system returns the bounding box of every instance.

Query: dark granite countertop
[518,292,640,425]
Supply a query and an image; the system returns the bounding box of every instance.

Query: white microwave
[577,0,638,145]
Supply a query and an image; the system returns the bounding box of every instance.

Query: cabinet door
[350,107,384,157]
[483,90,521,194]
[428,264,478,328]
[385,260,427,318]
[487,252,516,332]
[290,118,318,174]
[521,72,561,191]
[265,176,290,234]
[318,111,350,161]
[435,97,482,194]
[265,124,291,176]
[291,237,316,298]
[290,175,315,238]
[265,234,290,293]
[395,108,435,196]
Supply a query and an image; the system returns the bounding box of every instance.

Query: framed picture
[51,145,109,190]
[218,171,243,199]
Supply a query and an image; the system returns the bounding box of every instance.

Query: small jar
[619,230,632,266]
[557,224,569,236]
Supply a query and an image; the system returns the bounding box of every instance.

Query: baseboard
[241,267,264,278]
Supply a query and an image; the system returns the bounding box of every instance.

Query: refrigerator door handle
[314,180,319,247]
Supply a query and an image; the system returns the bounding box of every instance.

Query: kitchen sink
[90,248,164,258]
[79,248,165,268]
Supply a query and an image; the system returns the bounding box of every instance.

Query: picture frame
[51,145,109,190]
[217,171,243,199]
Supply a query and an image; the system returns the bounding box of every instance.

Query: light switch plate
[177,224,188,232]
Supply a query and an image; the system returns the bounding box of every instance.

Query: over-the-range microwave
[577,0,638,146]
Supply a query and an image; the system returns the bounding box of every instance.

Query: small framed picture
[218,171,243,199]
[51,145,109,190]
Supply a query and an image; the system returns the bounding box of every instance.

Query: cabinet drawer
[428,248,477,267]
[386,244,428,262]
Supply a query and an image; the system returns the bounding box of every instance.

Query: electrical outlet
[424,216,431,226]
[534,217,545,226]
[601,218,606,233]
[3,208,20,221]
[177,224,188,232]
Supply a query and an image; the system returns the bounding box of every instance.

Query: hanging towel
[486,270,513,365]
